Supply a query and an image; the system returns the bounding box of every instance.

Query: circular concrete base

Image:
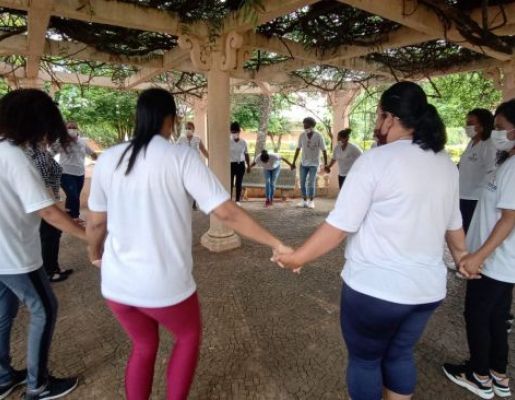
[200,231,242,252]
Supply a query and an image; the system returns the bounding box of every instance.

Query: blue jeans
[264,167,281,201]
[60,174,85,218]
[299,165,317,199]
[340,284,440,399]
[0,268,58,390]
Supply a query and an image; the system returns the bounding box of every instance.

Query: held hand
[324,166,331,174]
[459,252,484,279]
[272,246,303,273]
[290,164,296,171]
[247,167,252,173]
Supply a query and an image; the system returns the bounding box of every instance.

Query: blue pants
[264,167,281,201]
[0,268,58,390]
[340,284,440,400]
[299,165,317,199]
[60,174,85,218]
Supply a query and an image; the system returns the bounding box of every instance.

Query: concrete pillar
[193,97,208,149]
[200,51,241,252]
[327,88,360,197]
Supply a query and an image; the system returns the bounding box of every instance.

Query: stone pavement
[8,199,515,399]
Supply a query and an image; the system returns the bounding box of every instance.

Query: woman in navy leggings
[275,82,472,400]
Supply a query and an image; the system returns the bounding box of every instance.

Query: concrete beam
[25,0,54,78]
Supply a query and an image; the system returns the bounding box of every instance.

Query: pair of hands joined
[272,243,302,273]
[457,251,484,279]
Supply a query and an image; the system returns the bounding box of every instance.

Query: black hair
[0,89,70,149]
[380,81,446,153]
[303,117,316,128]
[117,88,176,175]
[230,122,241,133]
[494,99,515,165]
[260,149,270,163]
[467,108,494,141]
[186,121,195,129]
[337,128,352,140]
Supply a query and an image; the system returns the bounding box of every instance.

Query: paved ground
[8,199,515,399]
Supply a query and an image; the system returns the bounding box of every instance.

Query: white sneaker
[307,200,315,209]
[236,202,242,206]
[297,200,307,208]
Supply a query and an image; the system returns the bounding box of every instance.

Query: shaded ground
[8,199,515,399]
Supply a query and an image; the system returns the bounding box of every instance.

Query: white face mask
[491,129,515,152]
[185,129,194,137]
[68,129,79,139]
[304,128,313,134]
[465,125,477,139]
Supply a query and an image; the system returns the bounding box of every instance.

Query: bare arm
[274,222,348,270]
[445,228,477,278]
[245,153,251,171]
[213,201,284,250]
[281,157,294,168]
[38,205,86,241]
[322,150,328,166]
[460,209,515,275]
[86,211,108,265]
[291,148,300,170]
[199,141,209,159]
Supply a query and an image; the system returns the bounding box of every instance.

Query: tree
[56,85,137,146]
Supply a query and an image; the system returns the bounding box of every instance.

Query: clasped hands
[457,251,484,279]
[271,243,303,273]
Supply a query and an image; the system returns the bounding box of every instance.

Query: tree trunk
[255,95,271,156]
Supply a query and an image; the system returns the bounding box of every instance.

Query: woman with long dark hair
[459,108,496,233]
[274,82,468,400]
[443,99,515,399]
[0,89,85,400]
[87,88,288,400]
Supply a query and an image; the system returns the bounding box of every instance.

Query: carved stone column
[180,32,244,252]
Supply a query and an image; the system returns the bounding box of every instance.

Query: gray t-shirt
[298,131,326,167]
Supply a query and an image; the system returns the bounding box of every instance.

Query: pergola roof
[0,0,513,94]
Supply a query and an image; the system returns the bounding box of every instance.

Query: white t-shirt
[332,142,362,176]
[255,153,281,170]
[459,139,497,200]
[298,131,326,167]
[230,138,248,163]
[467,156,515,283]
[54,136,94,176]
[88,135,230,307]
[177,135,201,153]
[0,141,55,275]
[326,140,462,305]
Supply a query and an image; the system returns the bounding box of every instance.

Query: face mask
[491,129,515,152]
[304,128,313,135]
[465,125,477,139]
[68,129,79,139]
[185,129,194,137]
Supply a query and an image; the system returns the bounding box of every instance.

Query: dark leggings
[340,284,440,400]
[459,199,478,234]
[465,276,513,376]
[230,162,246,202]
[39,220,62,276]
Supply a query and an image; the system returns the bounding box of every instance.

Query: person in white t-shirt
[229,122,250,205]
[443,99,515,399]
[52,121,97,223]
[250,150,293,207]
[325,129,362,189]
[177,121,209,159]
[87,88,289,400]
[0,89,86,399]
[274,82,468,400]
[459,108,497,233]
[291,117,328,209]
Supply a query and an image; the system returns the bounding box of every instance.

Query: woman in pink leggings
[86,88,287,400]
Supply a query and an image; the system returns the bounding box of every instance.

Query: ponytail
[380,81,447,153]
[412,104,446,153]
